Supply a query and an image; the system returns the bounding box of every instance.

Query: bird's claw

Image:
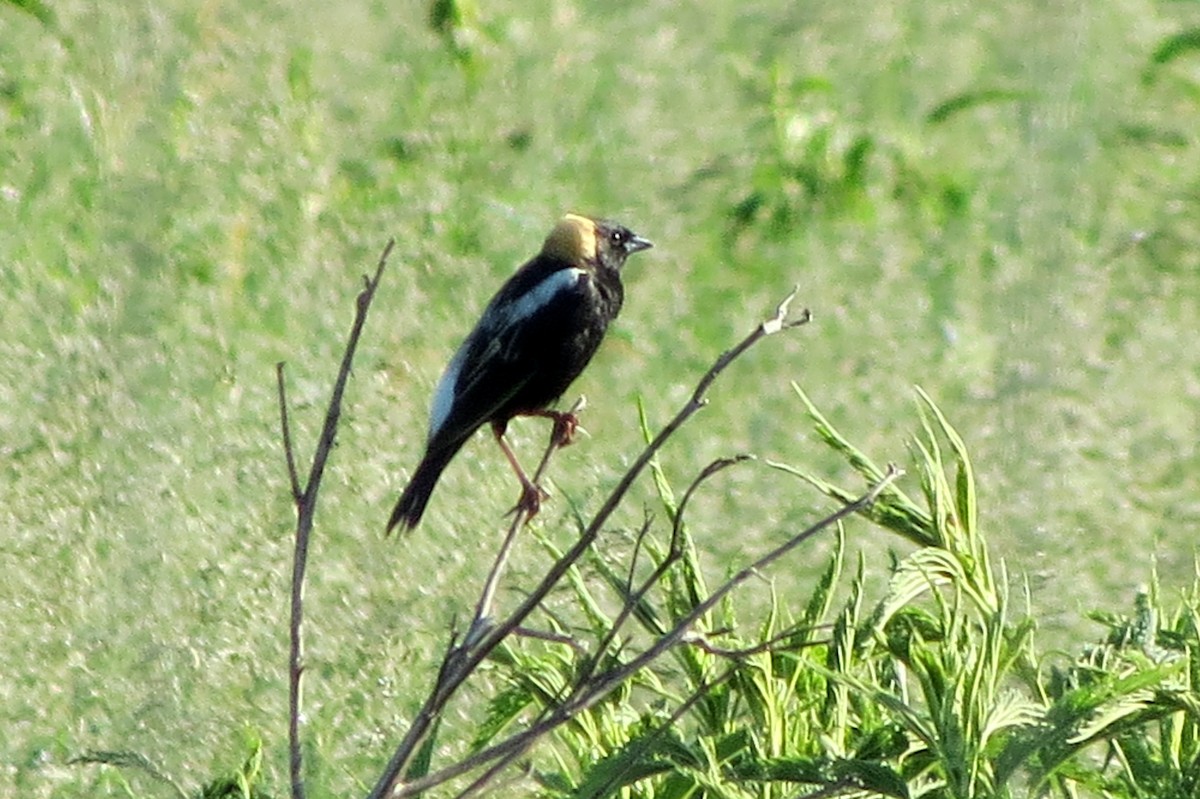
[507,479,550,519]
[551,412,580,448]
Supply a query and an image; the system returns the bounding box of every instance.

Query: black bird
[387,214,652,533]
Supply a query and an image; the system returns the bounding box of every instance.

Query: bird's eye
[609,230,626,246]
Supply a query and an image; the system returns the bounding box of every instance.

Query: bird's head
[542,213,652,272]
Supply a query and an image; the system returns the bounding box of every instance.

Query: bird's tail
[386,444,460,535]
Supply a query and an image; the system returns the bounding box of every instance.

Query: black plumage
[387,214,652,533]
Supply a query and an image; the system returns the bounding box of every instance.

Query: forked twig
[277,364,302,504]
[367,289,812,799]
[578,454,754,689]
[279,239,394,799]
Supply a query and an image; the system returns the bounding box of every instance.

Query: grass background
[2,0,1198,795]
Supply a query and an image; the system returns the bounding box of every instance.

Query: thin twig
[671,455,754,550]
[512,626,588,653]
[69,751,189,799]
[368,290,812,799]
[581,455,755,688]
[277,363,303,503]
[684,621,832,658]
[285,239,393,799]
[472,519,523,634]
[625,509,656,599]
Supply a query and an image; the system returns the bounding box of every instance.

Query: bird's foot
[507,478,550,520]
[516,408,583,448]
[548,411,580,448]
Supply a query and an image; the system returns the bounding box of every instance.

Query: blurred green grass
[2,0,1198,795]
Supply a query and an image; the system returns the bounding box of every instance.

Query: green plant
[474,386,1200,799]
[722,68,970,239]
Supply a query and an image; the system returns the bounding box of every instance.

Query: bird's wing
[426,267,589,449]
[456,327,532,413]
[425,315,532,448]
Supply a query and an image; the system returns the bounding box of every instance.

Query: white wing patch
[503,268,586,326]
[428,342,467,441]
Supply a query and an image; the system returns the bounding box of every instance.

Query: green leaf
[471,685,532,750]
[5,0,57,28]
[778,384,936,547]
[736,755,910,798]
[926,88,1027,124]
[1150,28,1200,67]
[637,395,678,520]
[569,723,696,799]
[799,522,844,634]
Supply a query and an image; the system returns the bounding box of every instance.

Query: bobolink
[387,213,652,533]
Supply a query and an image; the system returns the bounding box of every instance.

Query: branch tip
[789,307,814,328]
[863,465,903,506]
[762,286,805,335]
[285,238,391,799]
[703,453,755,476]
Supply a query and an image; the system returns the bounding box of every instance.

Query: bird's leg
[491,421,548,518]
[518,409,581,448]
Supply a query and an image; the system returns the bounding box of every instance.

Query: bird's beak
[624,234,653,255]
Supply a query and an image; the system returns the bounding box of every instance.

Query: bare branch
[671,454,754,551]
[300,239,394,509]
[512,626,588,654]
[286,238,393,799]
[277,362,303,504]
[688,290,811,408]
[472,513,526,633]
[625,510,657,599]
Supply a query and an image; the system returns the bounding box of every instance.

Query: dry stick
[471,516,524,635]
[277,364,303,504]
[510,625,588,651]
[279,240,394,799]
[625,509,656,599]
[401,466,902,799]
[367,289,812,799]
